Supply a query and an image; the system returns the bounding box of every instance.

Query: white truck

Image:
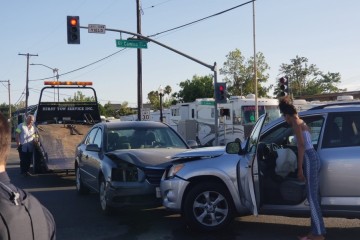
[33,81,101,173]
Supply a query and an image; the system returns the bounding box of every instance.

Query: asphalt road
[6,142,360,240]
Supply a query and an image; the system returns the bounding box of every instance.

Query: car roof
[306,101,360,111]
[263,103,360,132]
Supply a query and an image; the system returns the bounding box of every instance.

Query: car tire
[76,166,89,194]
[99,176,114,215]
[183,181,234,231]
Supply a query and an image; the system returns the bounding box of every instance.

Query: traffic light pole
[80,25,221,145]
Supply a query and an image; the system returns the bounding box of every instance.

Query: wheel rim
[192,190,229,227]
[99,180,107,210]
[76,168,81,191]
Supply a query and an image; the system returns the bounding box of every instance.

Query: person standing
[15,114,36,175]
[278,96,326,240]
[0,112,56,239]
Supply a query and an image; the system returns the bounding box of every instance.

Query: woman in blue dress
[278,96,326,240]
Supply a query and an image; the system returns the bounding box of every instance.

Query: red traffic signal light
[70,18,78,26]
[279,76,289,96]
[215,82,227,103]
[67,16,80,44]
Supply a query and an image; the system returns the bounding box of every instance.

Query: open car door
[240,113,267,215]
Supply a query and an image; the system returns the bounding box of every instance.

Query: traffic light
[279,76,289,96]
[215,82,227,103]
[67,16,80,44]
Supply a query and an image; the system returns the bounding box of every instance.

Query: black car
[75,121,196,213]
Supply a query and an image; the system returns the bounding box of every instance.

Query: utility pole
[136,0,143,121]
[19,53,38,115]
[252,1,258,121]
[0,80,11,121]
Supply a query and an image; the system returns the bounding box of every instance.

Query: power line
[29,0,254,82]
[13,88,25,106]
[29,48,127,82]
[142,0,173,10]
[148,0,254,38]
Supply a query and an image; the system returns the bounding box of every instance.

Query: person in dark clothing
[0,112,56,240]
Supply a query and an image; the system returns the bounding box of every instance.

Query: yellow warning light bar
[44,81,93,86]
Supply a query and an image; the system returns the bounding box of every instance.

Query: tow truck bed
[33,82,101,173]
[36,124,92,171]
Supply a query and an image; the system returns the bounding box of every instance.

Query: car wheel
[99,177,114,215]
[183,181,234,231]
[76,166,89,194]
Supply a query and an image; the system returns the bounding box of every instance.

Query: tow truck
[33,81,101,173]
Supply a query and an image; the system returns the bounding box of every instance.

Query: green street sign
[116,39,148,49]
[200,101,215,106]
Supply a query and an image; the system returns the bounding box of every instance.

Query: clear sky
[1,0,360,107]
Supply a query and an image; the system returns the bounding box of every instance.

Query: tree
[276,55,345,97]
[102,101,135,118]
[173,75,214,103]
[318,72,345,93]
[63,91,95,102]
[220,49,271,97]
[147,85,173,109]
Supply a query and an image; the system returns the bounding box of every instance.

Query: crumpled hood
[171,146,225,160]
[106,148,188,168]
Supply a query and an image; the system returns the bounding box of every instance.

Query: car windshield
[106,126,187,151]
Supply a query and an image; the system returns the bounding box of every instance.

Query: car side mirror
[187,140,198,148]
[226,141,244,154]
[86,144,100,152]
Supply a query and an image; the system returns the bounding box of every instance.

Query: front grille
[142,168,165,185]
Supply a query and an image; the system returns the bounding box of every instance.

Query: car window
[304,117,324,146]
[261,115,324,147]
[93,128,102,148]
[84,127,99,145]
[106,126,187,150]
[246,114,266,154]
[322,111,360,148]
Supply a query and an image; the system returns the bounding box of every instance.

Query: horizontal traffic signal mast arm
[79,26,214,71]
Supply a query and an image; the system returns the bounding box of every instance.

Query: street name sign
[200,101,215,106]
[88,24,106,34]
[116,39,148,49]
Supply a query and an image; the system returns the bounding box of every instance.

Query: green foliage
[101,101,135,118]
[0,103,18,119]
[276,56,345,97]
[97,103,106,116]
[220,49,271,97]
[63,91,95,102]
[147,85,173,109]
[173,75,214,102]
